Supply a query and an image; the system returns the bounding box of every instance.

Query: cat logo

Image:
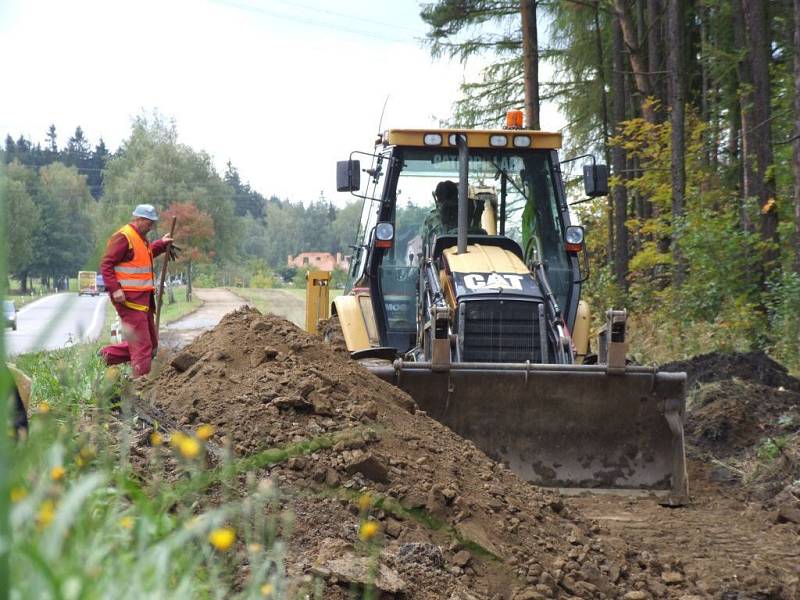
[463,273,524,291]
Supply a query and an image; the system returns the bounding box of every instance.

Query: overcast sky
[0,0,564,204]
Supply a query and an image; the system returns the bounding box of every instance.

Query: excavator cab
[333,125,688,501]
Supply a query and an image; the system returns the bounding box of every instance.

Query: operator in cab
[422,180,459,256]
[422,180,487,257]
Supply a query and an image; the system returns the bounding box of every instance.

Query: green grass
[156,287,203,326]
[235,287,343,328]
[8,343,290,599]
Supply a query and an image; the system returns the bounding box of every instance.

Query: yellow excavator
[315,113,688,501]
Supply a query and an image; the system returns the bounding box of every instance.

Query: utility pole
[521,0,540,129]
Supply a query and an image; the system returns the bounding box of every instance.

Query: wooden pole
[155,216,177,332]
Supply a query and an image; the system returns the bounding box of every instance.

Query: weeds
[7,343,292,599]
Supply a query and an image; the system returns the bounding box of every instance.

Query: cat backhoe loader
[324,114,688,501]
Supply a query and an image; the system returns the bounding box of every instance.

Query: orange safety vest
[112,224,155,295]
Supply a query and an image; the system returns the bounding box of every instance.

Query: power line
[204,0,417,44]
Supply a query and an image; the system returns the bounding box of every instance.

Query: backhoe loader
[324,114,688,501]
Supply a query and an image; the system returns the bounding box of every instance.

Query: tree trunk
[743,0,780,281]
[20,271,28,294]
[667,0,686,286]
[647,0,666,113]
[521,0,540,129]
[733,0,756,234]
[795,0,800,273]
[613,0,656,122]
[612,14,629,289]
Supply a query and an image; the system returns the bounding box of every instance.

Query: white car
[4,300,17,331]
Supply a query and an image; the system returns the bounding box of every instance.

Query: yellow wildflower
[10,487,27,503]
[178,436,201,459]
[358,520,380,541]
[37,499,56,529]
[196,424,215,441]
[119,516,134,530]
[208,527,236,551]
[37,402,51,414]
[358,493,373,512]
[50,466,66,481]
[150,431,163,446]
[260,583,274,597]
[169,431,188,448]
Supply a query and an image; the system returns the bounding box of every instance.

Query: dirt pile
[140,307,701,599]
[661,351,800,502]
[662,350,800,392]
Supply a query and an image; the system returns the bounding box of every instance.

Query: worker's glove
[168,243,182,261]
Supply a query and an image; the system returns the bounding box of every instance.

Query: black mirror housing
[336,160,361,192]
[583,164,608,197]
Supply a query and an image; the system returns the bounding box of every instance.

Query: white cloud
[0,0,564,205]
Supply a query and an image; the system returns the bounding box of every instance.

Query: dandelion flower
[196,424,215,441]
[50,466,66,481]
[37,402,50,414]
[169,431,187,448]
[358,493,373,512]
[260,583,274,597]
[358,520,379,541]
[208,527,236,551]
[10,487,27,503]
[36,499,56,529]
[179,436,201,459]
[119,516,134,530]
[150,431,163,446]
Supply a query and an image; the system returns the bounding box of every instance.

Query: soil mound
[686,380,800,459]
[140,307,699,599]
[662,350,800,392]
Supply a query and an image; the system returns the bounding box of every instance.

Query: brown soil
[685,380,800,461]
[139,307,706,599]
[662,351,800,393]
[569,353,800,599]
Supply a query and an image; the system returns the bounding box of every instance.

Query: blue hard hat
[132,204,159,221]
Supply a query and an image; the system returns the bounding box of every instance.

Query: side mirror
[336,159,361,192]
[583,164,608,197]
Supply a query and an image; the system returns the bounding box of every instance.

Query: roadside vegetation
[7,343,290,598]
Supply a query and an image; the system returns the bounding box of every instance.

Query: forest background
[3,0,800,370]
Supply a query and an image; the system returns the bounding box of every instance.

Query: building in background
[287,252,350,272]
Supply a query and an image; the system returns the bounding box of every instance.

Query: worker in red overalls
[99,204,173,377]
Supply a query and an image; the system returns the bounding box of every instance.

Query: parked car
[3,300,17,331]
[96,273,105,293]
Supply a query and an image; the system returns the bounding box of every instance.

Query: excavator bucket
[368,361,688,503]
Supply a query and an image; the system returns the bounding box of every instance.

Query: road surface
[4,293,108,356]
[159,288,248,350]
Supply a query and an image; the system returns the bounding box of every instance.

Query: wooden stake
[155,216,177,333]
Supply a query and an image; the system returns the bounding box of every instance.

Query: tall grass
[6,344,292,599]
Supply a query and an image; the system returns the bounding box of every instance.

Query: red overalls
[99,224,166,377]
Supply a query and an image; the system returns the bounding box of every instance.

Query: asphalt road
[4,293,108,357]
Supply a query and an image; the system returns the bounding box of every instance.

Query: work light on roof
[423,133,442,146]
[513,135,532,148]
[489,135,508,147]
[448,133,467,146]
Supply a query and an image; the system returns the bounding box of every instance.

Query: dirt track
[570,460,800,597]
[159,288,248,350]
